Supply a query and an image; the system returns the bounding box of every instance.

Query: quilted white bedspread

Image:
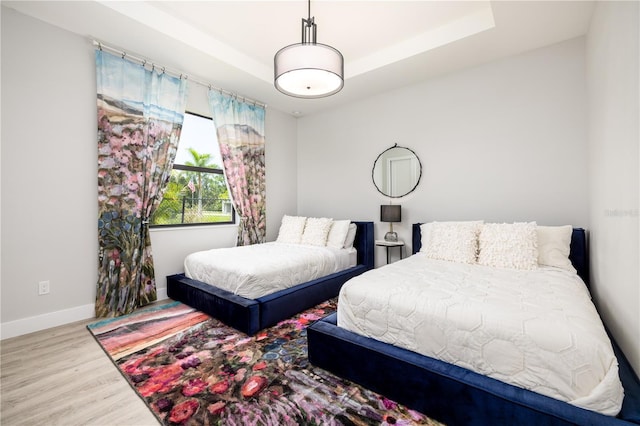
[337,254,624,416]
[184,242,356,299]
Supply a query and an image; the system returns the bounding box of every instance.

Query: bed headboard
[352,221,375,270]
[411,224,590,287]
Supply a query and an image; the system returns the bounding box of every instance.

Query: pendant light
[274,0,344,98]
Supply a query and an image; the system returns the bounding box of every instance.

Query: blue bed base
[167,221,374,336]
[308,225,640,425]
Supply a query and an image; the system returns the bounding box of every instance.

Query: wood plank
[1,317,159,425]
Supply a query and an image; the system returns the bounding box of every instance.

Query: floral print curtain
[208,92,266,246]
[96,50,187,317]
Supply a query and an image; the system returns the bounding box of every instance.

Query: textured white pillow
[343,223,358,248]
[420,221,483,264]
[326,220,351,249]
[276,215,307,244]
[537,225,576,273]
[301,217,333,246]
[478,222,538,270]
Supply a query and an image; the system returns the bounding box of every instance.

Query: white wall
[0,8,298,338]
[1,7,97,333]
[298,37,589,265]
[586,1,640,375]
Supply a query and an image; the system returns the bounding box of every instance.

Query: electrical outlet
[38,280,50,295]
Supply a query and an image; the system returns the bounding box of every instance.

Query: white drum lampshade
[274,43,343,98]
[274,0,344,99]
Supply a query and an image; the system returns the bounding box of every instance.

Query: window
[151,112,235,227]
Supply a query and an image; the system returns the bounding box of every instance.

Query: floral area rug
[88,300,444,426]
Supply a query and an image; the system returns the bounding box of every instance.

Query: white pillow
[300,217,333,246]
[276,215,307,244]
[420,221,482,264]
[537,225,576,273]
[343,223,358,248]
[478,222,538,270]
[326,220,351,249]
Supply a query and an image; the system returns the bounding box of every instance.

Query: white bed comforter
[184,242,356,299]
[337,254,624,416]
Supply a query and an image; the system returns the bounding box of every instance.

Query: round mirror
[372,144,422,198]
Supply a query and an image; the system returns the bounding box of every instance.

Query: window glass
[151,112,235,226]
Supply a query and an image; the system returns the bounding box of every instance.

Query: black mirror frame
[372,143,423,198]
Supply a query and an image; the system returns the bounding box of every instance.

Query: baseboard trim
[1,303,96,340]
[1,287,168,340]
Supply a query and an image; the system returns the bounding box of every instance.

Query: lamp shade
[274,43,344,98]
[380,205,401,223]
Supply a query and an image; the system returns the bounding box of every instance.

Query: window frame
[150,112,236,228]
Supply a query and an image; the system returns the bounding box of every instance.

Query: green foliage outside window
[151,167,233,226]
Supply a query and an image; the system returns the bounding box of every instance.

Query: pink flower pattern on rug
[88,301,444,425]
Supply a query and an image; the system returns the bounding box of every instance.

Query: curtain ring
[122,52,126,59]
[98,42,103,51]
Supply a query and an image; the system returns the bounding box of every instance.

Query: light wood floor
[1,317,160,426]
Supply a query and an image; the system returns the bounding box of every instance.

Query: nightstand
[375,240,405,264]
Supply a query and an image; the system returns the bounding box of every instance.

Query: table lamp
[380,204,401,242]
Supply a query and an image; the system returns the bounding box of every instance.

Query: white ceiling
[3,1,595,117]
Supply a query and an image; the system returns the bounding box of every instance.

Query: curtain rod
[92,40,267,108]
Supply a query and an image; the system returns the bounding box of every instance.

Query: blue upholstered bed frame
[308,225,640,425]
[167,221,374,336]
